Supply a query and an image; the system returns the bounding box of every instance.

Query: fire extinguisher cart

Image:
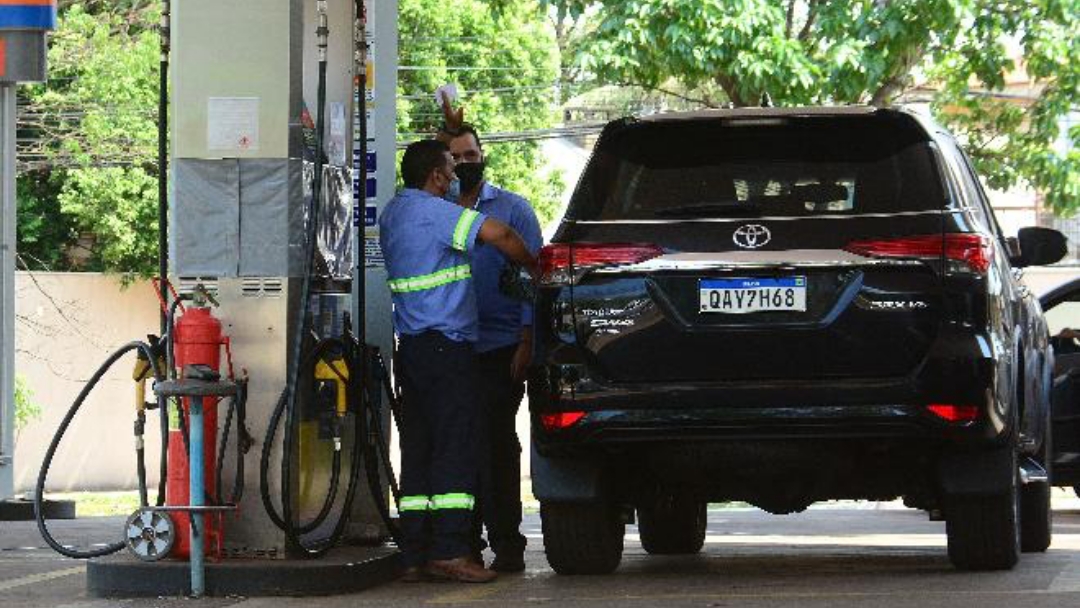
[151,375,238,598]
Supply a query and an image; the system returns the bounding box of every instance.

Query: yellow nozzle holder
[132,355,165,414]
[132,357,154,414]
[314,357,350,417]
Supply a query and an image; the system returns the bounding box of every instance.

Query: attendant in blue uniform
[380,139,536,583]
[442,123,543,573]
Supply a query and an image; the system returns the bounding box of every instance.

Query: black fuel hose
[35,341,166,559]
[362,347,401,543]
[260,337,349,540]
[216,378,252,506]
[259,4,357,558]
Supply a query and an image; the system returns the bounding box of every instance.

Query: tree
[13,374,42,447]
[546,0,1079,214]
[19,3,161,275]
[397,0,565,225]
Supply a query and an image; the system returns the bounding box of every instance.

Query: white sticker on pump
[207,97,260,151]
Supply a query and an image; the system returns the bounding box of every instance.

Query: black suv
[528,107,1067,574]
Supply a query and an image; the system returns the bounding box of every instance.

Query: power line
[397,122,607,149]
[398,65,545,71]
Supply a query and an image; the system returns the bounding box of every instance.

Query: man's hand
[511,329,533,383]
[437,91,465,140]
[477,218,538,276]
[1058,328,1080,341]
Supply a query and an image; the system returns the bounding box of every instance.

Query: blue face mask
[444,176,462,203]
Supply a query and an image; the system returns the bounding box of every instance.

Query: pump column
[0,1,55,515]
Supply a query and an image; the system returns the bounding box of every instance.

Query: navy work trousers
[396,331,481,568]
[474,344,528,557]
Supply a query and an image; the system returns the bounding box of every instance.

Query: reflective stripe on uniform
[400,495,431,512]
[452,209,481,252]
[430,493,475,510]
[387,264,472,294]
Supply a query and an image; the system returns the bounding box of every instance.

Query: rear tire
[945,449,1020,571]
[638,495,707,555]
[1021,363,1053,553]
[1020,479,1052,553]
[541,501,625,575]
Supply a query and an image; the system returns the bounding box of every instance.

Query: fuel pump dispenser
[34,0,405,597]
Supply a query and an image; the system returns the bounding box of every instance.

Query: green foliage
[16,172,78,271]
[398,0,564,225]
[14,374,42,433]
[548,0,1079,215]
[19,4,161,275]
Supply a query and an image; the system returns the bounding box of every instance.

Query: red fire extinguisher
[168,299,227,559]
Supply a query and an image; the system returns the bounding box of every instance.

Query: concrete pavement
[4,493,1080,607]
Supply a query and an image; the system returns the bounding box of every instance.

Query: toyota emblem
[733,224,771,249]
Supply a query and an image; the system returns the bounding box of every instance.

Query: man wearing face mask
[438,122,543,574]
[380,139,537,583]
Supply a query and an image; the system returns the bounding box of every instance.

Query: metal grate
[240,278,284,298]
[176,277,220,297]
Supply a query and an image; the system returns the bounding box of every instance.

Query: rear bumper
[531,327,1011,452]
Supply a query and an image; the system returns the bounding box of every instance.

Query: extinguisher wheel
[124,509,176,562]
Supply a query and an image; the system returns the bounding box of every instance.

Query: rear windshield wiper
[654,201,760,218]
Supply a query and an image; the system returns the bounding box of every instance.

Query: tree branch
[785,0,797,39]
[16,253,106,348]
[798,0,819,42]
[618,81,720,108]
[868,45,924,107]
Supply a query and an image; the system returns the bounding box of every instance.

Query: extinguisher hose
[35,341,167,559]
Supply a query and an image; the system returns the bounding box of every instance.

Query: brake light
[844,234,992,274]
[538,243,664,286]
[927,403,979,423]
[539,411,586,431]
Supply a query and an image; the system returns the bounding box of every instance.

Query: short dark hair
[454,122,483,153]
[401,139,449,188]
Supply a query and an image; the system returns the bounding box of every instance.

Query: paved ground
[5,493,1080,607]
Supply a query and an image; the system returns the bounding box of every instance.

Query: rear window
[569,114,949,221]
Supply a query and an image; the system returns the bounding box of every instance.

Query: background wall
[13,272,159,493]
[12,267,1080,493]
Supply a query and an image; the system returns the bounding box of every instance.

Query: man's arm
[477,217,537,275]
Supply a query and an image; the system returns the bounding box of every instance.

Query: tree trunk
[715,74,747,107]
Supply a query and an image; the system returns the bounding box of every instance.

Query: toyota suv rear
[528,107,1067,574]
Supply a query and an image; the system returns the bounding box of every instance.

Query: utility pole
[0,2,55,515]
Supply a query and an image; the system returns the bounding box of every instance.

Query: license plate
[699,277,807,314]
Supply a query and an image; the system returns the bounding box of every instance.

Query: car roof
[626,105,938,141]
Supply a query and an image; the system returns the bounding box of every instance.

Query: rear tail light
[844,234,992,274]
[538,243,664,286]
[539,411,586,431]
[926,403,980,423]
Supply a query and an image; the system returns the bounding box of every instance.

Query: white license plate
[699,277,807,314]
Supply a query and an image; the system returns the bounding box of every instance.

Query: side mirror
[1015,227,1068,267]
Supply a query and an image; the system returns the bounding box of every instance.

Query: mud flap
[531,443,606,502]
[938,444,1015,497]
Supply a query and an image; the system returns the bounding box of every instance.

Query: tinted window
[569,115,949,221]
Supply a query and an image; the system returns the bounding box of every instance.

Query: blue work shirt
[469,183,544,353]
[379,188,487,343]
